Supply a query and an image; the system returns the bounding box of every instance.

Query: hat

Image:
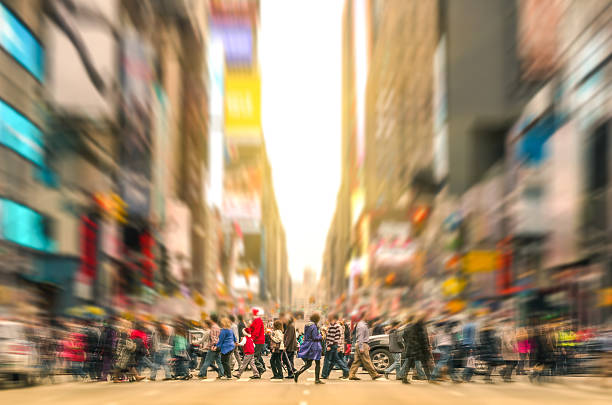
[251,307,264,317]
[243,328,252,337]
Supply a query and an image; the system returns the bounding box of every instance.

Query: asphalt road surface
[0,370,609,405]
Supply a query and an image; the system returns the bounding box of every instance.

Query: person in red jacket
[249,307,266,375]
[234,328,260,379]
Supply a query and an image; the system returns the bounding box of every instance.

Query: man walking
[198,316,224,379]
[400,314,432,384]
[249,307,266,375]
[321,314,349,379]
[384,321,403,379]
[348,313,383,380]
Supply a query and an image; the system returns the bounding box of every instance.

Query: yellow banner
[225,73,261,139]
[463,250,499,273]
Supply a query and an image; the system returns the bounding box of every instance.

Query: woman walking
[218,318,237,380]
[270,320,285,379]
[283,317,297,378]
[294,313,324,384]
[171,323,190,380]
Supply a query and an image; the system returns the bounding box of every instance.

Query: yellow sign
[463,251,499,273]
[442,277,466,297]
[225,73,261,138]
[599,288,612,307]
[95,192,127,223]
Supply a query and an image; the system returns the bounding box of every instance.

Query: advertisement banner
[463,250,500,273]
[164,199,191,282]
[120,29,154,218]
[211,22,253,67]
[225,73,261,141]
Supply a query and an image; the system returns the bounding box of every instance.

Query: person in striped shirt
[321,314,350,379]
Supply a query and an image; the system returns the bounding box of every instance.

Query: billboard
[225,73,261,141]
[207,38,224,208]
[210,22,253,67]
[119,29,154,218]
[0,99,44,167]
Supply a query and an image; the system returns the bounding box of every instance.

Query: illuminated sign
[0,99,44,166]
[211,22,253,66]
[225,73,261,140]
[0,3,44,81]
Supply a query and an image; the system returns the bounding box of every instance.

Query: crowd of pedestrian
[3,308,610,388]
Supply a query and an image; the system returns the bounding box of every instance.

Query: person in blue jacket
[294,313,324,384]
[218,318,237,380]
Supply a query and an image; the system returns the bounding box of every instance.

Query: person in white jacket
[269,320,285,380]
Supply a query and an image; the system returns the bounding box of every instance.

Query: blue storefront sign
[0,99,44,166]
[0,3,44,81]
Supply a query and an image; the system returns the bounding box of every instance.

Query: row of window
[0,4,49,252]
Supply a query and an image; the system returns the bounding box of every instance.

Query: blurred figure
[479,320,501,384]
[150,323,172,381]
[234,327,260,379]
[171,322,190,380]
[198,315,224,379]
[501,320,519,382]
[431,322,461,383]
[98,318,117,382]
[282,316,297,378]
[83,320,101,381]
[112,320,139,382]
[130,321,152,379]
[516,324,531,375]
[321,313,349,380]
[460,315,477,382]
[529,322,555,384]
[295,312,325,384]
[39,326,59,384]
[62,323,87,380]
[348,313,383,381]
[269,320,285,379]
[383,321,403,380]
[229,315,241,371]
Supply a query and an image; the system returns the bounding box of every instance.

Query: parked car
[0,321,39,386]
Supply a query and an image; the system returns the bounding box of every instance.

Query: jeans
[138,355,155,375]
[254,344,266,374]
[70,361,86,379]
[322,345,349,378]
[174,356,188,378]
[198,350,224,377]
[151,349,171,380]
[431,346,458,381]
[399,356,431,380]
[270,351,283,378]
[502,360,517,380]
[384,353,402,375]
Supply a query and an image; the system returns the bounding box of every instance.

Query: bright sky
[260,0,344,281]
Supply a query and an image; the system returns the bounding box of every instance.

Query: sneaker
[249,375,261,379]
[349,377,361,381]
[233,374,241,379]
[339,375,349,380]
[372,374,383,380]
[402,379,411,384]
[285,375,294,379]
[198,376,207,380]
[315,379,325,384]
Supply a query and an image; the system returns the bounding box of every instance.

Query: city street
[0,370,609,405]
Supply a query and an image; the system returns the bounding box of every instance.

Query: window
[0,99,44,166]
[0,198,54,251]
[0,3,44,81]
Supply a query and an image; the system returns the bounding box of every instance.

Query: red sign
[79,215,99,280]
[140,232,155,287]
